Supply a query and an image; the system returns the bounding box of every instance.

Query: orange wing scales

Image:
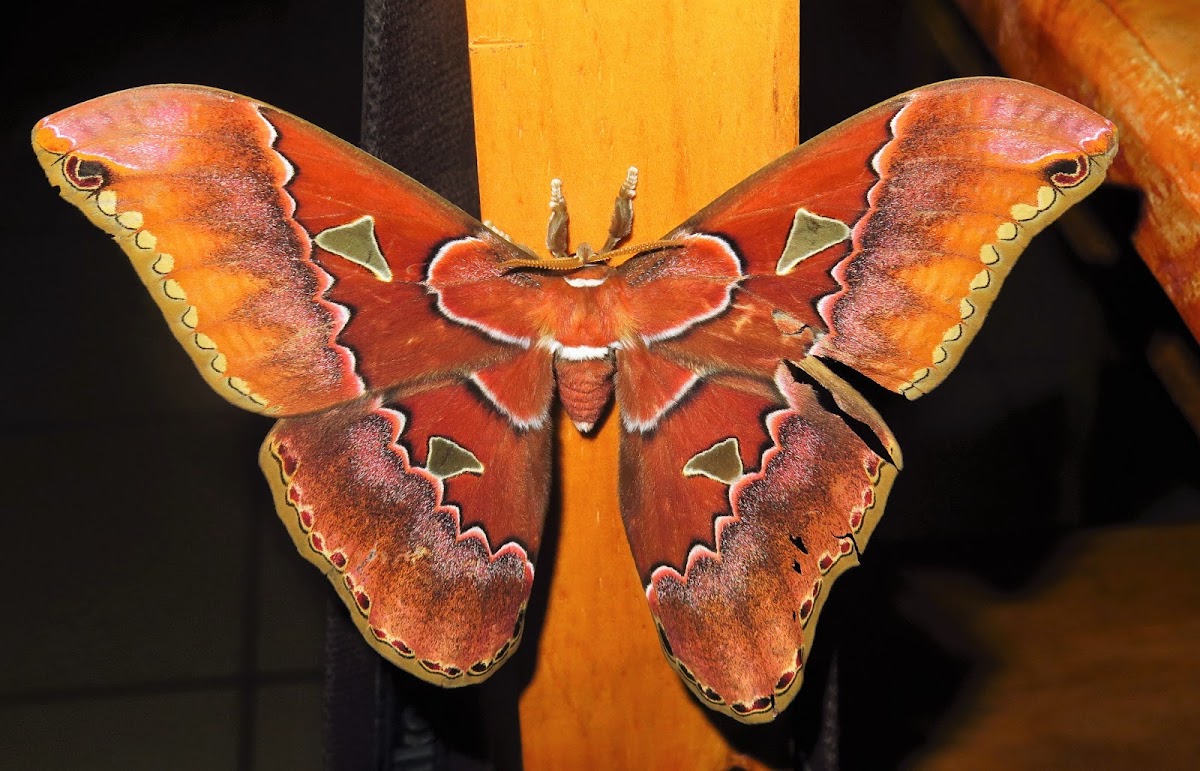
[34,88,367,416]
[809,81,1118,396]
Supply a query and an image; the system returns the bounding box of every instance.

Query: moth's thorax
[544,262,619,433]
[535,263,625,348]
[533,235,747,434]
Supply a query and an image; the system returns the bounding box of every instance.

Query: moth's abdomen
[555,356,615,433]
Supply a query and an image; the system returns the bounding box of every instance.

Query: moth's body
[540,279,623,435]
[476,171,732,433]
[33,79,1116,722]
[531,263,625,433]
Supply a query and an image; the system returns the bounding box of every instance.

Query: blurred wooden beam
[910,522,1200,768]
[954,0,1200,343]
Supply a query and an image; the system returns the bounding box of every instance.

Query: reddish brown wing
[618,77,1117,721]
[261,380,551,681]
[619,366,896,720]
[32,85,556,684]
[668,77,1118,397]
[31,84,549,416]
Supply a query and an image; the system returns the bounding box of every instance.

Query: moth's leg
[601,166,638,253]
[546,178,570,259]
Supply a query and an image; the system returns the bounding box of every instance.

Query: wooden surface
[464,0,798,767]
[911,522,1200,768]
[954,0,1200,343]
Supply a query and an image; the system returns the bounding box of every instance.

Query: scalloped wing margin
[261,379,552,684]
[620,363,897,722]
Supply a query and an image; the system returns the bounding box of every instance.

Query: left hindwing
[261,379,552,684]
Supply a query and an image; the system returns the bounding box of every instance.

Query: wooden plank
[955,0,1200,343]
[464,1,798,766]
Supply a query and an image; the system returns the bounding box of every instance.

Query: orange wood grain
[464,0,798,766]
[955,0,1200,342]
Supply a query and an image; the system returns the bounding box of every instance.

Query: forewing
[668,77,1118,397]
[32,84,547,416]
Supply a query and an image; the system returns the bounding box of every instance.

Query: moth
[32,78,1116,722]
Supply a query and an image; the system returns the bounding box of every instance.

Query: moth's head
[497,168,690,273]
[545,168,638,263]
[572,242,597,263]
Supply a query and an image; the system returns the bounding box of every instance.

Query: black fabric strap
[323,2,481,770]
[323,604,396,770]
[360,0,480,215]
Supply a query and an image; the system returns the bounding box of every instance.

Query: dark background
[4,2,360,769]
[2,1,1197,768]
